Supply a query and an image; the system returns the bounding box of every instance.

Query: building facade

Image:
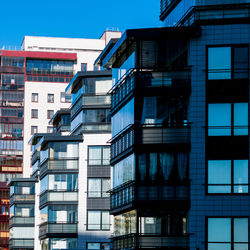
[96,1,250,249]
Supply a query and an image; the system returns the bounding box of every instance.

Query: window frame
[47,126,54,133]
[87,210,110,231]
[207,44,249,80]
[31,126,38,135]
[31,93,38,103]
[207,102,248,137]
[206,217,249,250]
[47,110,54,120]
[206,159,248,195]
[31,109,38,119]
[47,94,54,103]
[60,92,71,103]
[87,178,110,198]
[88,145,110,166]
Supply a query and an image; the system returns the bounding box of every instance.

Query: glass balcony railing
[71,94,111,118]
[39,222,78,238]
[40,159,79,176]
[111,124,190,161]
[110,181,189,214]
[10,194,35,205]
[9,216,34,226]
[112,233,189,250]
[72,123,111,135]
[9,239,34,249]
[39,190,78,207]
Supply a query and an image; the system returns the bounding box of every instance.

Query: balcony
[10,194,35,205]
[71,94,111,118]
[72,123,111,135]
[0,66,25,74]
[39,190,78,208]
[111,124,190,162]
[39,222,78,239]
[40,159,79,177]
[110,181,190,214]
[112,233,189,250]
[9,217,34,227]
[111,69,190,113]
[9,239,34,249]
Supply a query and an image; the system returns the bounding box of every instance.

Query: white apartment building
[22,31,121,177]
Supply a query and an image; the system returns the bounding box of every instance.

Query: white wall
[23,81,70,177]
[78,133,113,249]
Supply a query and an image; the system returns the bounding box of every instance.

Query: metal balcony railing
[111,124,190,160]
[112,233,189,250]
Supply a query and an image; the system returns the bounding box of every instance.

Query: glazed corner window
[87,211,110,230]
[31,93,38,102]
[31,126,37,135]
[88,146,110,165]
[208,46,248,80]
[81,63,87,71]
[208,103,248,136]
[208,218,248,249]
[47,110,54,119]
[47,94,54,103]
[31,109,38,118]
[88,178,110,198]
[60,92,72,103]
[208,160,248,194]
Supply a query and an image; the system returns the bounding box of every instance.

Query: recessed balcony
[110,181,190,215]
[112,233,189,250]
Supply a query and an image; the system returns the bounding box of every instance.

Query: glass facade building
[96,1,250,248]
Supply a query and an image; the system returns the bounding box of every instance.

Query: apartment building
[94,0,250,249]
[2,31,121,250]
[9,70,113,250]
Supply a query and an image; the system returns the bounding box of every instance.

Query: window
[81,63,87,71]
[208,103,248,136]
[208,46,248,80]
[31,109,38,118]
[208,160,248,194]
[87,211,110,230]
[47,110,54,119]
[47,94,54,103]
[60,92,71,103]
[31,93,38,102]
[88,146,110,165]
[87,242,110,250]
[47,126,54,133]
[31,126,37,135]
[88,179,110,198]
[208,218,248,249]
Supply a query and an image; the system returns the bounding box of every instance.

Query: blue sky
[0,0,162,48]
